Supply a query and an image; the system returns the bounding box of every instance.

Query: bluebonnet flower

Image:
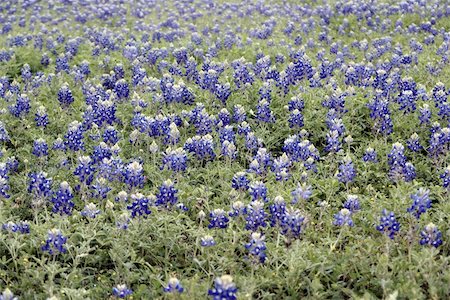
[249,181,268,202]
[53,137,66,151]
[113,63,125,80]
[201,235,216,247]
[233,60,254,89]
[228,201,246,218]
[288,109,304,128]
[112,284,133,298]
[81,203,101,218]
[403,162,417,182]
[231,172,250,191]
[0,121,10,143]
[97,157,124,182]
[245,132,262,152]
[9,80,20,95]
[161,148,188,172]
[2,221,30,234]
[362,147,378,162]
[326,114,346,136]
[237,122,251,136]
[428,128,449,159]
[337,157,357,184]
[114,79,130,99]
[245,200,267,231]
[233,105,246,123]
[188,104,214,135]
[0,288,18,300]
[102,126,119,145]
[51,181,75,216]
[208,209,229,229]
[164,122,180,145]
[0,176,11,199]
[41,228,67,255]
[155,180,178,208]
[291,182,312,204]
[28,171,52,204]
[221,141,238,160]
[184,135,216,161]
[32,138,48,157]
[407,188,432,219]
[92,143,112,164]
[367,92,393,135]
[214,83,232,105]
[5,158,18,174]
[288,96,305,111]
[325,130,342,153]
[322,89,348,113]
[176,202,189,211]
[127,193,152,218]
[208,275,237,300]
[116,212,131,230]
[407,133,423,152]
[283,136,320,163]
[397,90,416,113]
[219,125,235,143]
[164,277,184,294]
[64,121,85,152]
[272,153,291,181]
[217,108,231,127]
[41,53,50,66]
[441,166,450,190]
[93,99,119,126]
[248,160,262,177]
[88,123,102,142]
[376,209,400,239]
[420,223,443,248]
[35,106,49,128]
[123,161,144,189]
[388,142,416,182]
[419,104,431,125]
[343,195,361,212]
[256,99,275,123]
[115,191,128,203]
[57,83,75,107]
[245,232,267,263]
[9,94,31,118]
[269,196,286,227]
[80,60,90,76]
[429,121,442,137]
[74,156,95,185]
[249,148,272,175]
[333,208,354,226]
[280,207,305,239]
[90,177,111,199]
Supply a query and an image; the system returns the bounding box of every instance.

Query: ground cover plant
[1,0,450,299]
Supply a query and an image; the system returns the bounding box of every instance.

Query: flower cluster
[387,142,416,182]
[376,209,400,239]
[41,229,67,255]
[155,180,178,208]
[419,223,443,248]
[51,181,75,216]
[2,221,30,234]
[112,284,133,298]
[245,232,267,263]
[208,275,238,300]
[163,277,184,294]
[127,193,152,218]
[208,209,229,229]
[407,188,432,219]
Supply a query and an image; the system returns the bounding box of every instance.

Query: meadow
[1,0,450,299]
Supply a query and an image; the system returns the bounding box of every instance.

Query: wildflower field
[2,0,450,299]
